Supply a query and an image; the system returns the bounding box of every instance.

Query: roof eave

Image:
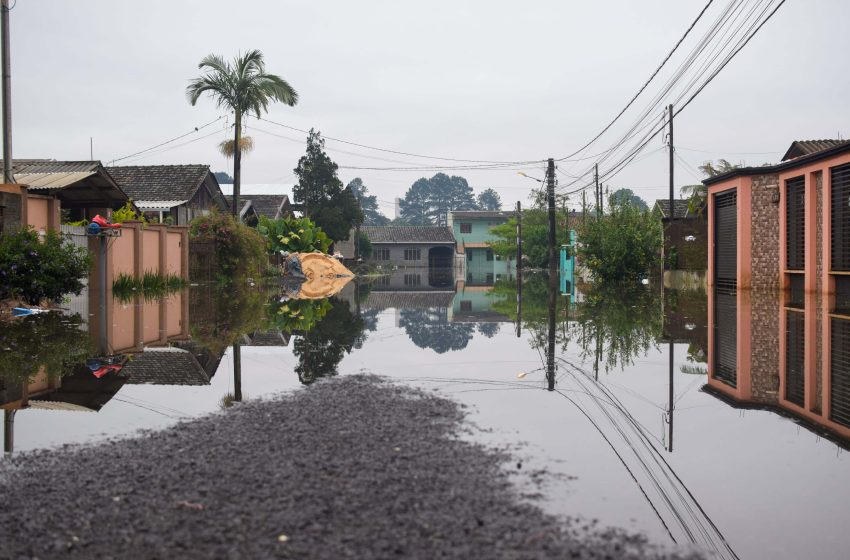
[704,141,850,186]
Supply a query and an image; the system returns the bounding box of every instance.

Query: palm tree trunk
[232,111,242,217]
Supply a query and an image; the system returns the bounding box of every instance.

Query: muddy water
[2,271,848,560]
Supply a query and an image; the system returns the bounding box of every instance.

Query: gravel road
[0,375,702,559]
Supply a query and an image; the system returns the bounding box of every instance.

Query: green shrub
[257,215,331,255]
[112,271,187,302]
[112,201,146,223]
[0,228,92,305]
[356,231,372,259]
[576,204,662,283]
[189,211,266,279]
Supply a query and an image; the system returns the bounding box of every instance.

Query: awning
[134,200,188,211]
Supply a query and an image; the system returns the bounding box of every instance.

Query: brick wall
[0,191,23,233]
[749,289,780,402]
[750,174,780,291]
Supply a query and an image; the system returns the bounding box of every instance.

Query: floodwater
[2,269,849,560]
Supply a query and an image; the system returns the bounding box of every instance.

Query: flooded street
[3,271,849,560]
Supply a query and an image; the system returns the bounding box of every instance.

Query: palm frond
[218,136,255,159]
[198,54,230,74]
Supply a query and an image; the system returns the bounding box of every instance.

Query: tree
[187,50,298,217]
[529,186,569,211]
[609,188,648,211]
[293,130,362,241]
[399,178,432,225]
[576,203,662,283]
[398,309,475,353]
[488,210,569,268]
[213,171,233,184]
[399,173,477,225]
[347,178,389,225]
[476,188,502,211]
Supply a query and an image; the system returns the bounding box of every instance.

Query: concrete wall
[0,185,24,234]
[451,217,508,245]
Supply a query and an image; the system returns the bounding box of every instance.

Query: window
[785,176,805,271]
[486,249,494,262]
[460,300,472,312]
[377,275,390,287]
[374,247,390,261]
[404,248,421,261]
[460,223,472,234]
[404,273,421,286]
[467,252,473,261]
[486,273,494,284]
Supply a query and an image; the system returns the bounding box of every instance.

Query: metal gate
[831,317,850,428]
[714,190,737,289]
[785,310,805,407]
[785,176,805,270]
[831,163,850,271]
[713,287,737,388]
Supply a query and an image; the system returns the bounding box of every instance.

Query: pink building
[705,139,850,296]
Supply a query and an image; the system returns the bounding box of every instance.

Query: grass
[112,271,187,302]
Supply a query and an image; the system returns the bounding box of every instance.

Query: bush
[112,200,146,223]
[189,211,266,279]
[355,231,372,259]
[257,216,331,255]
[0,228,92,305]
[576,203,662,283]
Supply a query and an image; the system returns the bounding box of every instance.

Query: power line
[258,116,541,166]
[109,116,225,164]
[555,0,717,162]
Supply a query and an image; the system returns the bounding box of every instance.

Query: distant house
[448,210,515,285]
[1,159,129,233]
[106,164,228,225]
[223,194,292,226]
[653,199,707,271]
[339,225,456,269]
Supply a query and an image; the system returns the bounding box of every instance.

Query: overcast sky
[9,0,850,215]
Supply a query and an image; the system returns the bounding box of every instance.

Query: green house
[447,210,516,286]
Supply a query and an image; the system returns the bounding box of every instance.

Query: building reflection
[706,286,850,447]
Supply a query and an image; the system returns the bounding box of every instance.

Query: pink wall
[26,197,49,233]
[142,229,161,274]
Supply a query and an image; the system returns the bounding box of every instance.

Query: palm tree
[187,50,298,216]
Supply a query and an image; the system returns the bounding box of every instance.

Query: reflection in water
[706,288,850,448]
[293,297,366,385]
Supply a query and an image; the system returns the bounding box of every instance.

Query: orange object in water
[289,253,354,299]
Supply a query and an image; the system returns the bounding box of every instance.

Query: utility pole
[594,163,600,218]
[90,137,93,160]
[515,200,522,273]
[1,0,12,183]
[516,200,522,338]
[667,340,674,452]
[546,158,556,272]
[668,104,674,224]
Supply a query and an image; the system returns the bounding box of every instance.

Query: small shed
[106,164,228,225]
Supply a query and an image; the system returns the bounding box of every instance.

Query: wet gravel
[0,375,702,559]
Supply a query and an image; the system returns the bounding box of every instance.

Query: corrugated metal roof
[15,171,97,190]
[134,200,189,211]
[782,139,850,161]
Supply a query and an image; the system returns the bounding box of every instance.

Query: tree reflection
[476,322,501,338]
[399,308,475,353]
[488,274,664,372]
[293,297,366,384]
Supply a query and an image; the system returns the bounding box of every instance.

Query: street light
[517,171,543,183]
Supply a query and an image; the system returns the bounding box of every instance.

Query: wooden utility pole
[1,0,12,183]
[668,104,675,223]
[515,200,522,272]
[546,158,556,271]
[594,163,600,218]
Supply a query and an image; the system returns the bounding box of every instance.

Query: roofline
[703,141,850,185]
[369,241,456,244]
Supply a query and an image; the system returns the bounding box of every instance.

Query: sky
[8,0,850,217]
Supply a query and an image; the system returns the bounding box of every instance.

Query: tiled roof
[654,199,692,219]
[782,140,850,161]
[450,210,514,219]
[362,226,455,244]
[124,347,210,386]
[223,194,290,219]
[362,291,455,310]
[106,165,211,202]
